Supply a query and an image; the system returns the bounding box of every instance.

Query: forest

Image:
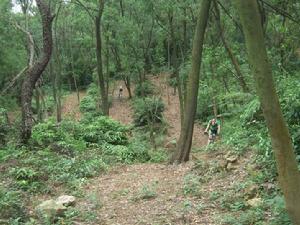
[0,0,300,224]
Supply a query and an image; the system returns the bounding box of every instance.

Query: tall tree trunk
[171,0,211,163]
[95,0,109,115]
[233,1,300,224]
[69,27,80,104]
[214,1,249,93]
[182,7,188,57]
[21,0,54,143]
[54,12,62,123]
[169,10,184,127]
[124,76,132,99]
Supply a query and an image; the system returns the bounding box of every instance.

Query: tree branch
[1,67,28,95]
[258,0,300,24]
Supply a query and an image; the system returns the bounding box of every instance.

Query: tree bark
[233,0,300,224]
[95,0,109,115]
[21,0,54,143]
[171,0,211,163]
[54,10,62,123]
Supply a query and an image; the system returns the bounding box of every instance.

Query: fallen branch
[1,66,28,95]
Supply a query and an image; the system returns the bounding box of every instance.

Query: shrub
[134,81,155,97]
[0,188,27,222]
[133,97,164,126]
[80,95,98,113]
[239,97,263,124]
[80,83,99,114]
[102,142,150,164]
[80,116,128,145]
[31,119,86,152]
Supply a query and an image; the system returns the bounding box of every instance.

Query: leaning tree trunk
[95,0,109,116]
[213,0,249,93]
[21,0,54,144]
[171,0,211,163]
[233,0,300,224]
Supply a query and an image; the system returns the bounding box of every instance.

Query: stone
[226,162,238,171]
[36,199,67,220]
[247,197,262,207]
[56,195,76,207]
[244,185,259,199]
[226,155,238,163]
[219,159,228,169]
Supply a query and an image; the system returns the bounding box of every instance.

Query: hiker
[204,118,221,144]
[118,85,123,99]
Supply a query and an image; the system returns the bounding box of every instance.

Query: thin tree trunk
[233,1,300,224]
[171,0,211,163]
[124,76,132,99]
[169,10,184,127]
[214,1,249,93]
[95,0,109,115]
[54,12,62,123]
[68,27,80,104]
[21,0,54,143]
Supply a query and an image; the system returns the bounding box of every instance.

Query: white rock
[36,199,66,219]
[247,197,262,207]
[56,195,76,206]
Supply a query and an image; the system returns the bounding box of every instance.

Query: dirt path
[62,91,86,120]
[150,73,207,148]
[59,74,219,224]
[81,150,252,225]
[74,74,218,225]
[109,81,133,125]
[84,163,209,225]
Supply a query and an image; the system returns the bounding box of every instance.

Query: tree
[171,0,211,163]
[232,0,300,223]
[21,0,54,143]
[213,0,249,93]
[74,0,108,115]
[95,0,109,115]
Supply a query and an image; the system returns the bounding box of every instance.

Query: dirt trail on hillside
[80,150,252,225]
[109,81,133,125]
[83,163,211,225]
[61,75,224,224]
[150,73,207,148]
[62,91,86,120]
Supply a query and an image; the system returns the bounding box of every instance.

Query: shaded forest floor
[67,74,253,225]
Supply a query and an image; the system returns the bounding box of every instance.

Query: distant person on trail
[118,85,123,99]
[204,117,221,144]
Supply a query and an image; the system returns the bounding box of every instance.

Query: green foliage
[133,97,165,126]
[183,174,202,197]
[80,84,99,114]
[31,119,86,152]
[10,167,41,191]
[239,98,262,124]
[267,195,292,225]
[0,96,18,111]
[0,188,27,222]
[148,148,168,163]
[0,108,9,145]
[80,116,128,145]
[102,142,150,164]
[134,81,155,97]
[132,183,157,201]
